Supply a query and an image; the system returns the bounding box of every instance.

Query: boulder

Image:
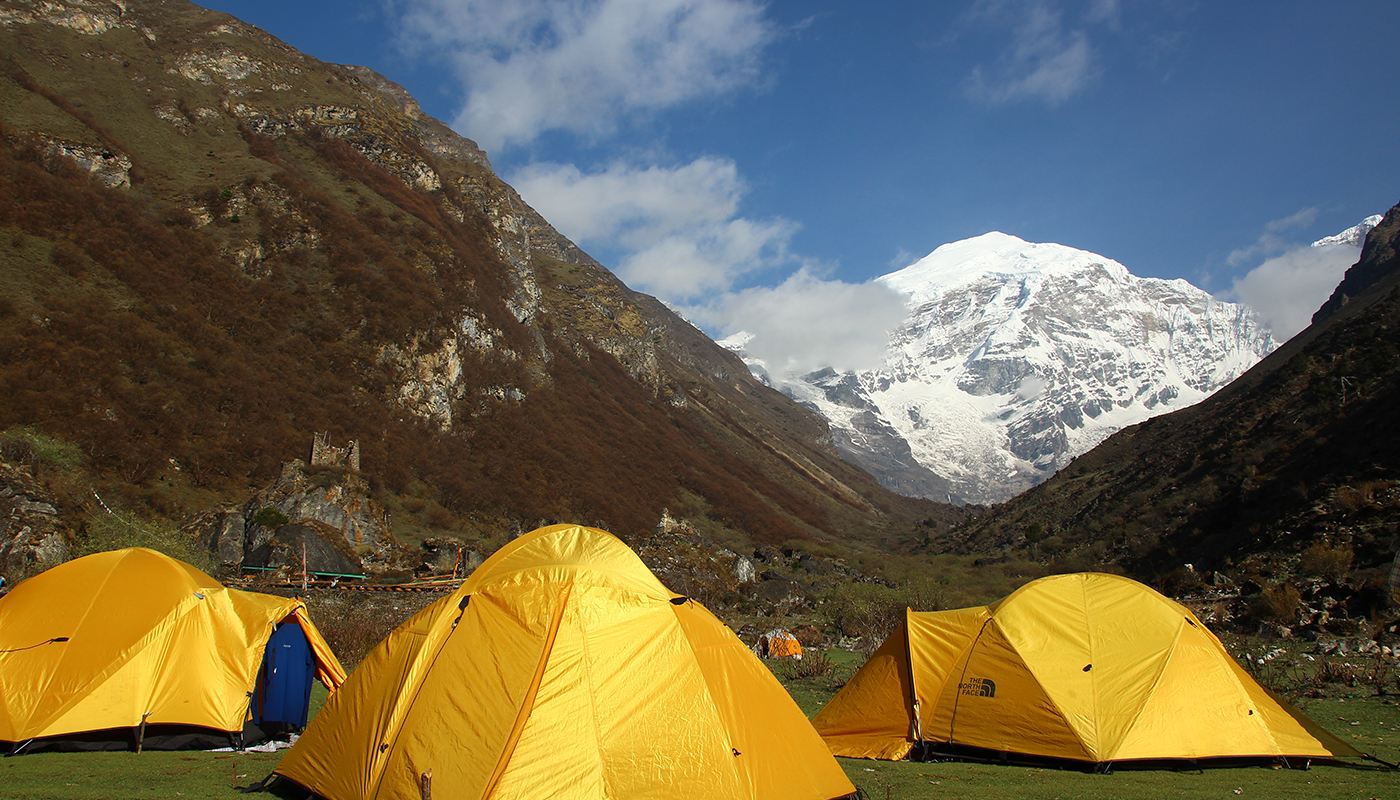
[244,522,364,578]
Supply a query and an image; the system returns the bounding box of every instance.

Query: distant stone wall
[310,432,360,472]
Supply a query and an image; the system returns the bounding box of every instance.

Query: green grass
[0,750,284,799]
[0,685,331,800]
[837,750,1399,800]
[2,657,1397,799]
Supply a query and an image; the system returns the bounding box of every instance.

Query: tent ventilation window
[451,596,471,630]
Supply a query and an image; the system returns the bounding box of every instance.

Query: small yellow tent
[274,524,856,800]
[813,572,1360,766]
[0,547,346,752]
[755,629,803,659]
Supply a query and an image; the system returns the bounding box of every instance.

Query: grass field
[3,653,1398,800]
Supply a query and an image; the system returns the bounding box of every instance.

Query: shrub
[781,649,836,680]
[0,426,86,473]
[1157,566,1205,598]
[50,240,86,276]
[821,578,947,653]
[1298,541,1353,583]
[79,510,215,573]
[304,591,433,668]
[1334,481,1389,513]
[253,506,290,529]
[821,582,903,645]
[1247,582,1302,626]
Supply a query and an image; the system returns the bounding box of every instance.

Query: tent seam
[17,549,127,731]
[670,602,754,799]
[945,617,994,747]
[980,588,1095,762]
[364,597,475,800]
[1105,614,1188,760]
[478,584,573,800]
[1082,575,1099,760]
[577,591,616,799]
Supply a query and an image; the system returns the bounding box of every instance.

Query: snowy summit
[771,232,1279,505]
[1312,215,1383,248]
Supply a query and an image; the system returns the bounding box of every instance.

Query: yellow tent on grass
[813,572,1360,767]
[274,523,856,800]
[0,547,346,753]
[754,629,803,659]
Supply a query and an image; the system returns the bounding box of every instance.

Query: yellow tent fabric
[0,547,346,748]
[813,572,1360,765]
[274,523,856,800]
[756,629,803,659]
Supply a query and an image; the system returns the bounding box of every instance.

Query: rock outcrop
[191,436,399,577]
[0,459,71,587]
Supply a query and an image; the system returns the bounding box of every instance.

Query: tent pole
[136,712,149,753]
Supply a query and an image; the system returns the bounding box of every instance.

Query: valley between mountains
[2,0,1400,668]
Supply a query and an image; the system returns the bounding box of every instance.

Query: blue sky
[202,0,1399,378]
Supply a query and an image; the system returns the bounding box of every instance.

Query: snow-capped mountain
[737,232,1279,505]
[1312,214,1383,248]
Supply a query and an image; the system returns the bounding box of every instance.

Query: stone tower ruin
[310,432,360,472]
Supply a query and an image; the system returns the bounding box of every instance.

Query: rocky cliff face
[770,233,1277,505]
[1315,211,1399,322]
[0,458,70,584]
[0,0,952,570]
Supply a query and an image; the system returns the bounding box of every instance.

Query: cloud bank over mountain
[1222,212,1381,339]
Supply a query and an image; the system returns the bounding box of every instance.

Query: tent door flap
[252,619,316,728]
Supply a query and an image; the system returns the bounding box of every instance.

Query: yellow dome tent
[273,524,856,800]
[754,629,803,659]
[812,572,1361,767]
[0,547,346,753]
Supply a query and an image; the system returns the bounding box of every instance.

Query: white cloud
[510,157,796,301]
[1226,207,1318,266]
[393,0,772,150]
[691,269,909,384]
[963,1,1100,105]
[1085,0,1121,25]
[1222,243,1358,340]
[390,0,891,382]
[514,158,899,381]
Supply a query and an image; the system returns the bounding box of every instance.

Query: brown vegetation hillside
[0,0,956,586]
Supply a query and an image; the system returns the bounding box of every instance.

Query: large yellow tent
[0,547,345,752]
[813,572,1360,767]
[274,523,856,800]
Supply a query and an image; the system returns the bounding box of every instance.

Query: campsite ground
[3,647,1397,800]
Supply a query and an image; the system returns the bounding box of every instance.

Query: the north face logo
[958,677,996,697]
